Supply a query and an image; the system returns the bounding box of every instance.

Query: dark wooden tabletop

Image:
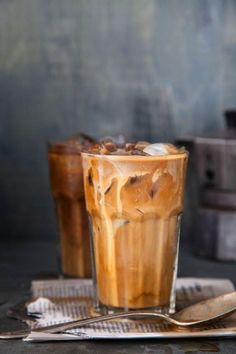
[0,241,236,354]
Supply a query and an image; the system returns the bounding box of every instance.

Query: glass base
[95,301,175,315]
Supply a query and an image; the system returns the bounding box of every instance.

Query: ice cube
[143,143,168,156]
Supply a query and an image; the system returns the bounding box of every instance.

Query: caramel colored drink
[48,134,95,278]
[82,141,188,313]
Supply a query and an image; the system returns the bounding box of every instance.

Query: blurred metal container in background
[180,110,236,261]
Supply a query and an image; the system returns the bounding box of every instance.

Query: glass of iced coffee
[82,141,188,313]
[48,134,96,278]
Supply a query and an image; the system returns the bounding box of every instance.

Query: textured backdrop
[0,0,236,241]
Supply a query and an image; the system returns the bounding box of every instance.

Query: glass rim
[81,149,188,161]
[47,141,82,155]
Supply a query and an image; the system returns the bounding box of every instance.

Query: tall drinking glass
[82,143,188,313]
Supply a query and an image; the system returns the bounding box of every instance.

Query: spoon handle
[1,307,235,339]
[0,311,174,339]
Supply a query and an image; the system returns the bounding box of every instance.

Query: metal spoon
[1,291,236,339]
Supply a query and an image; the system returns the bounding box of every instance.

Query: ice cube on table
[143,144,168,156]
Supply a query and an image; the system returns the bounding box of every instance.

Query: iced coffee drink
[48,134,96,278]
[82,141,188,313]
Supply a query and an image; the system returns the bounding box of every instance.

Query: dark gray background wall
[0,0,236,241]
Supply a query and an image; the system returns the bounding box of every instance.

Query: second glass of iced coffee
[48,134,95,278]
[82,141,188,314]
